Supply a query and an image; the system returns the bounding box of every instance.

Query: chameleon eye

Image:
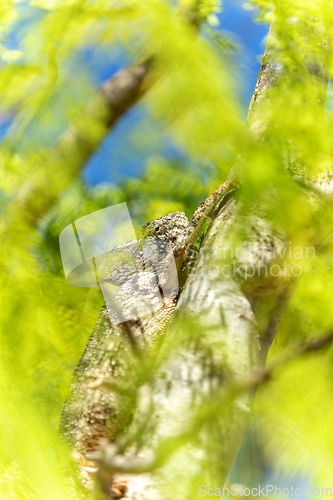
[155,227,160,233]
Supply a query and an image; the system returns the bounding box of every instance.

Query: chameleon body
[61,180,237,457]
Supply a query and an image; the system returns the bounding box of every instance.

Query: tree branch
[3,62,151,229]
[97,17,332,500]
[88,328,333,476]
[3,3,206,231]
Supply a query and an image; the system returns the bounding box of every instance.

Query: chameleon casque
[61,180,237,481]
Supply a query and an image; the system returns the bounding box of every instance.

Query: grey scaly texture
[60,180,237,457]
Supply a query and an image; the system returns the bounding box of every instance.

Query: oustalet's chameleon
[60,180,237,479]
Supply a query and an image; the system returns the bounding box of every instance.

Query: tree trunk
[96,17,331,500]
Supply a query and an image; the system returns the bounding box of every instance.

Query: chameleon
[60,179,237,480]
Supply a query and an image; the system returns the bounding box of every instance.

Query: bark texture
[89,19,331,500]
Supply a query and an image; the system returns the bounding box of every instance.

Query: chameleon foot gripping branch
[59,179,239,476]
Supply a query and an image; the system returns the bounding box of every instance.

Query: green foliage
[1,0,333,497]
[256,354,333,487]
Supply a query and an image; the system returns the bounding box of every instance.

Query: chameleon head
[97,212,189,287]
[139,212,189,244]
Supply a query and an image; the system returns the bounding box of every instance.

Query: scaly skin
[60,180,238,464]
